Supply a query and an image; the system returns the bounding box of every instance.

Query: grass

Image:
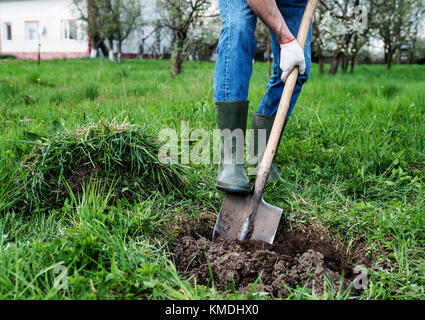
[0,58,424,299]
[14,118,188,213]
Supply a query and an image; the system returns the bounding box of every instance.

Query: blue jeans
[213,0,312,119]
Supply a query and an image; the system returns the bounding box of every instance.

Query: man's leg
[257,0,312,118]
[213,0,258,194]
[214,0,258,102]
[251,0,312,181]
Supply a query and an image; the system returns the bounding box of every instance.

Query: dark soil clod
[65,162,98,196]
[172,215,371,298]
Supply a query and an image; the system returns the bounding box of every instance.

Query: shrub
[0,54,17,60]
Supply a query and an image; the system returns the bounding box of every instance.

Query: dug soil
[172,213,371,298]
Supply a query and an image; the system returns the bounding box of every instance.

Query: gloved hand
[279,38,306,83]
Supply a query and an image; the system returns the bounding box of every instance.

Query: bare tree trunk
[385,41,393,70]
[349,34,359,74]
[395,33,401,65]
[387,49,393,70]
[350,55,356,74]
[395,21,402,64]
[329,34,352,75]
[154,27,161,59]
[408,36,417,64]
[341,54,349,73]
[138,39,145,58]
[395,48,402,64]
[316,41,324,75]
[93,33,108,57]
[329,52,342,75]
[318,56,324,75]
[117,40,122,64]
[37,43,41,66]
[98,42,109,57]
[408,23,419,64]
[108,39,115,62]
[171,40,185,77]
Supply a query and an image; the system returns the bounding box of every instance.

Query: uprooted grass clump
[16,119,189,212]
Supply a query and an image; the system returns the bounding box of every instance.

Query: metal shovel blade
[212,193,282,244]
[250,197,283,243]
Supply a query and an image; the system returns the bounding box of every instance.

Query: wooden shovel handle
[255,0,318,190]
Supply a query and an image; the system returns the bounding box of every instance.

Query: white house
[0,0,91,59]
[0,0,171,59]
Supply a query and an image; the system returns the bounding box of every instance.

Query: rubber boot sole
[216,182,251,195]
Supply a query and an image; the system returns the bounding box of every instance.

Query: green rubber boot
[215,101,250,194]
[250,112,286,182]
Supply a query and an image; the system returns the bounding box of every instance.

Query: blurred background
[0,0,424,76]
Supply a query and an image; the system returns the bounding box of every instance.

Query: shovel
[212,0,318,244]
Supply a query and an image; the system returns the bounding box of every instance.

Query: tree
[310,0,425,73]
[186,10,220,62]
[369,0,400,69]
[395,1,425,64]
[370,0,425,69]
[312,6,326,74]
[410,37,425,64]
[73,0,143,63]
[157,0,211,77]
[72,0,109,57]
[152,21,164,59]
[101,0,143,64]
[315,0,369,75]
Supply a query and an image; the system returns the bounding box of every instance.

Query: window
[62,20,77,40]
[4,23,12,40]
[25,21,39,40]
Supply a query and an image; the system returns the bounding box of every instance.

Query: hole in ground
[171,212,372,298]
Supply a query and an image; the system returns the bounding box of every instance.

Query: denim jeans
[213,0,312,119]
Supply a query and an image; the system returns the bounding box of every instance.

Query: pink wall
[1,51,89,59]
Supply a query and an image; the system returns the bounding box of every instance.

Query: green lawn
[0,58,424,299]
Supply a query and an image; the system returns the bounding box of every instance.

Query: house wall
[0,0,173,60]
[0,0,89,59]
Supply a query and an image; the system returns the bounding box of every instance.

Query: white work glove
[279,38,306,83]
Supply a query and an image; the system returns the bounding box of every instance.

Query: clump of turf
[17,119,188,212]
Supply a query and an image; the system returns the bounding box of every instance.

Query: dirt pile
[172,215,371,298]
